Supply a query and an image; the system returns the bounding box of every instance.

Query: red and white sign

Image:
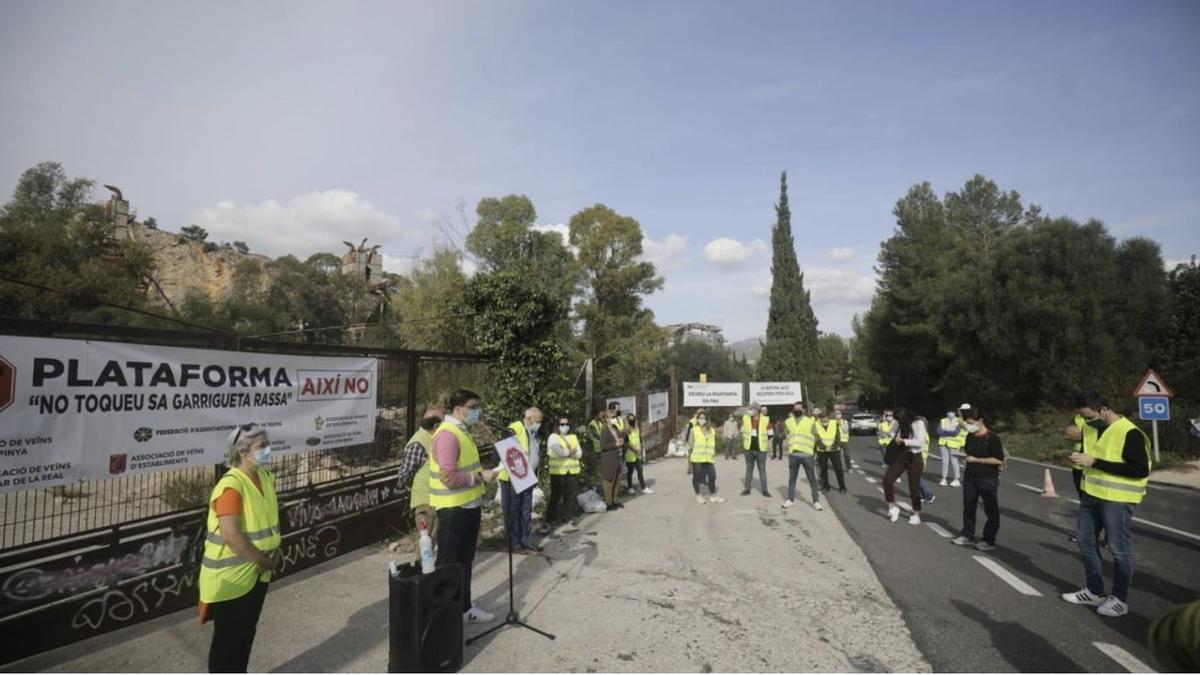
[495,436,537,493]
[1132,369,1174,398]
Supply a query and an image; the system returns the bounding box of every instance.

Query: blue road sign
[1138,396,1170,421]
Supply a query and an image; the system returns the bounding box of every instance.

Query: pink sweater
[431,418,478,490]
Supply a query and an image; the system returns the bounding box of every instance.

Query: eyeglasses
[232,423,254,445]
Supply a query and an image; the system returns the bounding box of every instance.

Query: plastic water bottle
[418,527,435,574]
[388,559,400,577]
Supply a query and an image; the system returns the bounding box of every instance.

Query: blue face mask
[529,422,541,433]
[253,445,273,464]
[466,408,482,425]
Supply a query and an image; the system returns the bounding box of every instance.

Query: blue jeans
[919,478,934,501]
[500,480,533,549]
[1076,493,1134,601]
[744,450,768,492]
[787,454,819,504]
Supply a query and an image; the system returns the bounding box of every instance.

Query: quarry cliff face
[135,226,269,305]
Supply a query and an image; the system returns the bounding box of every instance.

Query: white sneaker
[783,499,795,508]
[709,495,726,503]
[629,487,639,495]
[908,513,921,525]
[950,535,973,546]
[696,495,707,504]
[950,480,961,488]
[464,605,496,624]
[1061,589,1106,606]
[888,506,900,522]
[1096,597,1129,617]
[939,479,948,487]
[641,487,654,495]
[813,501,823,511]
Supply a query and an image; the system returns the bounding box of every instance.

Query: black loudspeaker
[388,562,464,673]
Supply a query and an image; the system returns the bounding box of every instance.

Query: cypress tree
[756,171,821,401]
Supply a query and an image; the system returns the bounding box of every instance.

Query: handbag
[883,437,906,465]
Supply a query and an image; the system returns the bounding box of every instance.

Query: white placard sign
[682,382,744,408]
[749,381,804,406]
[606,395,636,417]
[647,390,669,423]
[496,436,538,493]
[0,336,377,493]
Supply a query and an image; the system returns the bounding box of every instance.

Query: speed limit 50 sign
[1138,396,1170,421]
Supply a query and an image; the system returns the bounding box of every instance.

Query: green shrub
[161,474,213,510]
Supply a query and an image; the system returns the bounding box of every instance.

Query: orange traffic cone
[1041,468,1058,498]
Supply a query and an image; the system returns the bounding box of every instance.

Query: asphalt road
[815,435,1200,673]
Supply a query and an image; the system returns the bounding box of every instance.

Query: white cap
[959,403,972,411]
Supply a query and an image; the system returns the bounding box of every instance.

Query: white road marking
[865,476,877,483]
[927,522,954,538]
[973,555,1042,596]
[1015,482,1045,494]
[854,469,866,475]
[1093,642,1156,673]
[875,487,913,512]
[1065,499,1200,543]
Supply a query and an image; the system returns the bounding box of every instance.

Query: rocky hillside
[133,225,269,306]
[728,336,764,363]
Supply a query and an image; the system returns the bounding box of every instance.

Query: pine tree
[756,171,821,401]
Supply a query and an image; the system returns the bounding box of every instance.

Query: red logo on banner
[504,446,530,480]
[109,454,127,475]
[0,355,14,413]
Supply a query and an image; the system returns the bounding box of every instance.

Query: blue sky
[2,0,1197,340]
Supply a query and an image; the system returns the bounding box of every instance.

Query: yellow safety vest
[919,420,931,460]
[837,419,850,443]
[587,419,604,452]
[939,417,964,450]
[625,428,642,463]
[742,415,771,451]
[1072,414,1101,470]
[877,419,893,447]
[613,416,627,433]
[785,415,816,455]
[815,420,838,451]
[199,467,281,604]
[691,426,715,463]
[428,421,485,509]
[1081,417,1151,505]
[548,433,582,475]
[406,428,433,510]
[497,421,532,482]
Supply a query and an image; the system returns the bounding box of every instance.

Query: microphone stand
[465,418,555,645]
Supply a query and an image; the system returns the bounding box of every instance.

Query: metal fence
[0,319,491,553]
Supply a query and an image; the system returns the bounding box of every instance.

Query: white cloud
[532,223,571,247]
[380,252,416,276]
[803,268,877,306]
[1164,257,1194,271]
[702,237,767,269]
[827,247,855,262]
[640,234,688,273]
[187,190,417,260]
[750,284,770,298]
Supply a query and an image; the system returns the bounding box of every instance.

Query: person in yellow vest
[834,409,851,470]
[429,388,498,624]
[685,408,704,475]
[610,401,627,434]
[936,408,964,487]
[1063,392,1105,545]
[1061,392,1151,618]
[688,411,725,503]
[814,409,847,493]
[396,405,445,543]
[547,416,583,527]
[876,408,894,466]
[624,413,654,495]
[500,406,544,553]
[784,402,821,510]
[914,415,936,505]
[741,402,771,497]
[199,423,281,673]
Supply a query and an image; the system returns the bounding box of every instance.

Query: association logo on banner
[109,453,127,475]
[0,354,15,413]
[133,427,153,443]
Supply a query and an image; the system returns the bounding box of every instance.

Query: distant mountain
[728,336,764,363]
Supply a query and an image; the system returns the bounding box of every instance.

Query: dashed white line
[1065,499,1200,543]
[875,487,912,512]
[927,522,954,538]
[864,476,878,484]
[1015,482,1045,494]
[1093,642,1156,673]
[854,469,866,476]
[973,555,1042,596]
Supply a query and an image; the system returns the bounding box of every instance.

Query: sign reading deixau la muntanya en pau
[0,336,377,493]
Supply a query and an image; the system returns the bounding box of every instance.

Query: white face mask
[966,423,980,433]
[697,418,708,426]
[947,412,957,420]
[559,424,570,433]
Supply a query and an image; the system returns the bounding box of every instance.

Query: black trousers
[817,451,846,490]
[435,506,481,612]
[692,462,717,494]
[548,473,577,523]
[208,581,269,673]
[626,460,646,489]
[962,474,1000,545]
